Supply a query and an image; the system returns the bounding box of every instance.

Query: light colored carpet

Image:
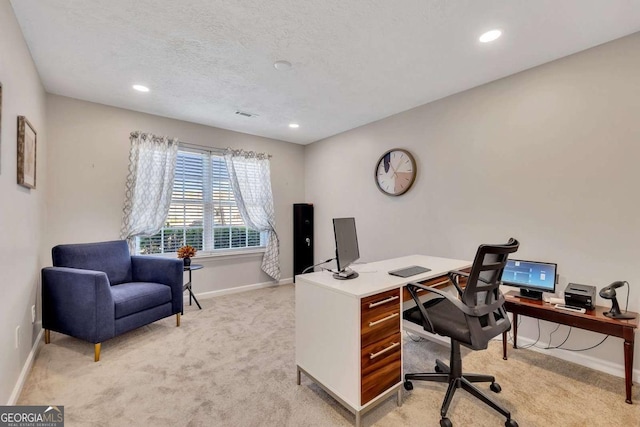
[19,284,639,426]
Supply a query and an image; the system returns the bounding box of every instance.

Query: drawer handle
[369,295,399,308]
[370,342,400,360]
[369,312,399,327]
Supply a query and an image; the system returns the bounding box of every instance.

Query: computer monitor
[332,217,360,280]
[501,259,557,300]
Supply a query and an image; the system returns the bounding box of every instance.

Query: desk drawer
[360,332,402,405]
[361,289,401,348]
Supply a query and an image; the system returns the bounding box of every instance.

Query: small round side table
[183,264,203,313]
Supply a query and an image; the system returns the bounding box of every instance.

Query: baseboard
[195,277,293,299]
[503,335,639,383]
[8,328,44,405]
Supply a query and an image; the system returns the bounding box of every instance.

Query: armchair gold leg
[176,313,181,327]
[44,329,50,344]
[94,343,101,362]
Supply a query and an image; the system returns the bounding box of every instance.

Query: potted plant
[177,245,197,266]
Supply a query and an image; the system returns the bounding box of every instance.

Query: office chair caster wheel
[434,365,443,373]
[505,418,518,427]
[490,382,501,393]
[403,381,413,391]
[440,417,452,427]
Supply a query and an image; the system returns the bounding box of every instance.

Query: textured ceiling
[10,0,640,144]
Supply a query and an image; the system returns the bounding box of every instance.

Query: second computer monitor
[333,217,360,280]
[501,259,557,300]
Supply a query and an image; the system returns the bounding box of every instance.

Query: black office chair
[403,238,520,427]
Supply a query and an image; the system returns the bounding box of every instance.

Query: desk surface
[504,291,638,329]
[296,255,470,298]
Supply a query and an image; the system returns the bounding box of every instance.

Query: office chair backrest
[461,238,519,349]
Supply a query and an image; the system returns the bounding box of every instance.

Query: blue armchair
[42,240,183,361]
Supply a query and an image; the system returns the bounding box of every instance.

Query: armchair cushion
[111,282,172,319]
[52,240,132,285]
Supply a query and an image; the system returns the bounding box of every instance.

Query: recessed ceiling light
[479,29,502,43]
[132,84,150,92]
[274,60,292,71]
[289,123,299,129]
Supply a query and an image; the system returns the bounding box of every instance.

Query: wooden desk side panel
[295,279,361,407]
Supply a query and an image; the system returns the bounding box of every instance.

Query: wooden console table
[502,291,638,404]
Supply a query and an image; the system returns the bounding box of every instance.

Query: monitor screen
[333,217,360,273]
[501,259,557,296]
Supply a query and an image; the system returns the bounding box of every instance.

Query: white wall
[45,94,305,293]
[0,1,47,404]
[305,32,640,378]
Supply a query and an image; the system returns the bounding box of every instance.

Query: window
[137,149,264,254]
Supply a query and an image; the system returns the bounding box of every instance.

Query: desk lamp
[599,281,636,320]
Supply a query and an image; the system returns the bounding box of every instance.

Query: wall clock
[375,148,416,196]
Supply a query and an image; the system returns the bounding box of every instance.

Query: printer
[564,283,596,310]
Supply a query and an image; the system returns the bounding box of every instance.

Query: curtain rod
[130,132,271,158]
[180,141,272,159]
[179,141,225,154]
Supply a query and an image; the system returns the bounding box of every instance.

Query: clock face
[375,149,416,196]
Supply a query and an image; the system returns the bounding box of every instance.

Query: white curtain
[120,131,179,251]
[224,149,280,281]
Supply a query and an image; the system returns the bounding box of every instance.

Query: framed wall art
[17,115,37,189]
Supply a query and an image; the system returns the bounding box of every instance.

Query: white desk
[295,255,470,427]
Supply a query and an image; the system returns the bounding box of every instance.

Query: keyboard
[554,304,586,314]
[388,265,431,278]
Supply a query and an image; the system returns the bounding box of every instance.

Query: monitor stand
[333,268,359,280]
[517,288,543,300]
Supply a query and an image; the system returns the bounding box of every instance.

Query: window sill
[138,247,266,260]
[194,248,266,260]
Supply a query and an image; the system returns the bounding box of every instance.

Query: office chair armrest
[449,270,469,278]
[447,271,466,295]
[407,281,506,317]
[406,283,437,333]
[449,270,491,285]
[408,282,469,313]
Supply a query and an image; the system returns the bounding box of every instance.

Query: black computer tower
[293,203,314,282]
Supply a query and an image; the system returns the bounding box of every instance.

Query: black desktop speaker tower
[293,203,314,282]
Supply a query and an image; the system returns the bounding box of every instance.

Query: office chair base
[404,344,517,427]
[441,415,517,427]
[433,358,497,385]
